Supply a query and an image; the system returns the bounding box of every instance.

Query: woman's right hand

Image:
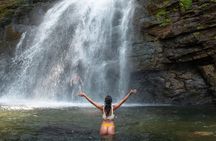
[129,89,137,95]
[78,92,87,97]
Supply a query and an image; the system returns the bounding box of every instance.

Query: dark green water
[0,106,215,141]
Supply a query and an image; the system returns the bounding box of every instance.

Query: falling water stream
[0,0,135,105]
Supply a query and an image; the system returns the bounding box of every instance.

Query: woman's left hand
[78,92,87,97]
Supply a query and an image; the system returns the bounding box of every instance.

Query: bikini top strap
[103,105,105,114]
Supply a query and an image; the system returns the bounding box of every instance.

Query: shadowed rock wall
[130,0,216,105]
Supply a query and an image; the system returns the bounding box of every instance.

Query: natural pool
[0,105,215,141]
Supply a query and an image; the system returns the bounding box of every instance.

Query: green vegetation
[200,3,209,8]
[197,25,204,30]
[192,32,200,39]
[155,8,171,27]
[0,0,25,21]
[179,0,192,11]
[163,0,171,5]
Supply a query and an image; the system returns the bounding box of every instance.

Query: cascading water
[0,0,134,104]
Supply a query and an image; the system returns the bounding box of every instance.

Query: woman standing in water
[78,89,137,136]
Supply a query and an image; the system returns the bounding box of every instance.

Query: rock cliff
[130,0,216,105]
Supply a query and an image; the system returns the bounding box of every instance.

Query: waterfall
[0,0,134,103]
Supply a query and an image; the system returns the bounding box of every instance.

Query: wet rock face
[130,0,216,105]
[131,64,211,105]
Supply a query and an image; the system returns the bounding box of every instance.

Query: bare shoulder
[97,103,104,111]
[112,104,118,111]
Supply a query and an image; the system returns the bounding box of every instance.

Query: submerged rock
[192,131,215,136]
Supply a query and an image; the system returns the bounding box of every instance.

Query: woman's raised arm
[78,92,103,111]
[113,89,137,111]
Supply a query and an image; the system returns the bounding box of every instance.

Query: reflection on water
[101,135,114,141]
[0,106,215,141]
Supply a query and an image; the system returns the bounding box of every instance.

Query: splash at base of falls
[0,98,170,110]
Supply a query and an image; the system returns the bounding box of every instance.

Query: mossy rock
[4,25,21,41]
[179,0,192,11]
[0,41,7,49]
[0,0,26,26]
[155,8,171,27]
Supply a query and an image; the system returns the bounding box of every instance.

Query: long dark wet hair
[104,95,112,116]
